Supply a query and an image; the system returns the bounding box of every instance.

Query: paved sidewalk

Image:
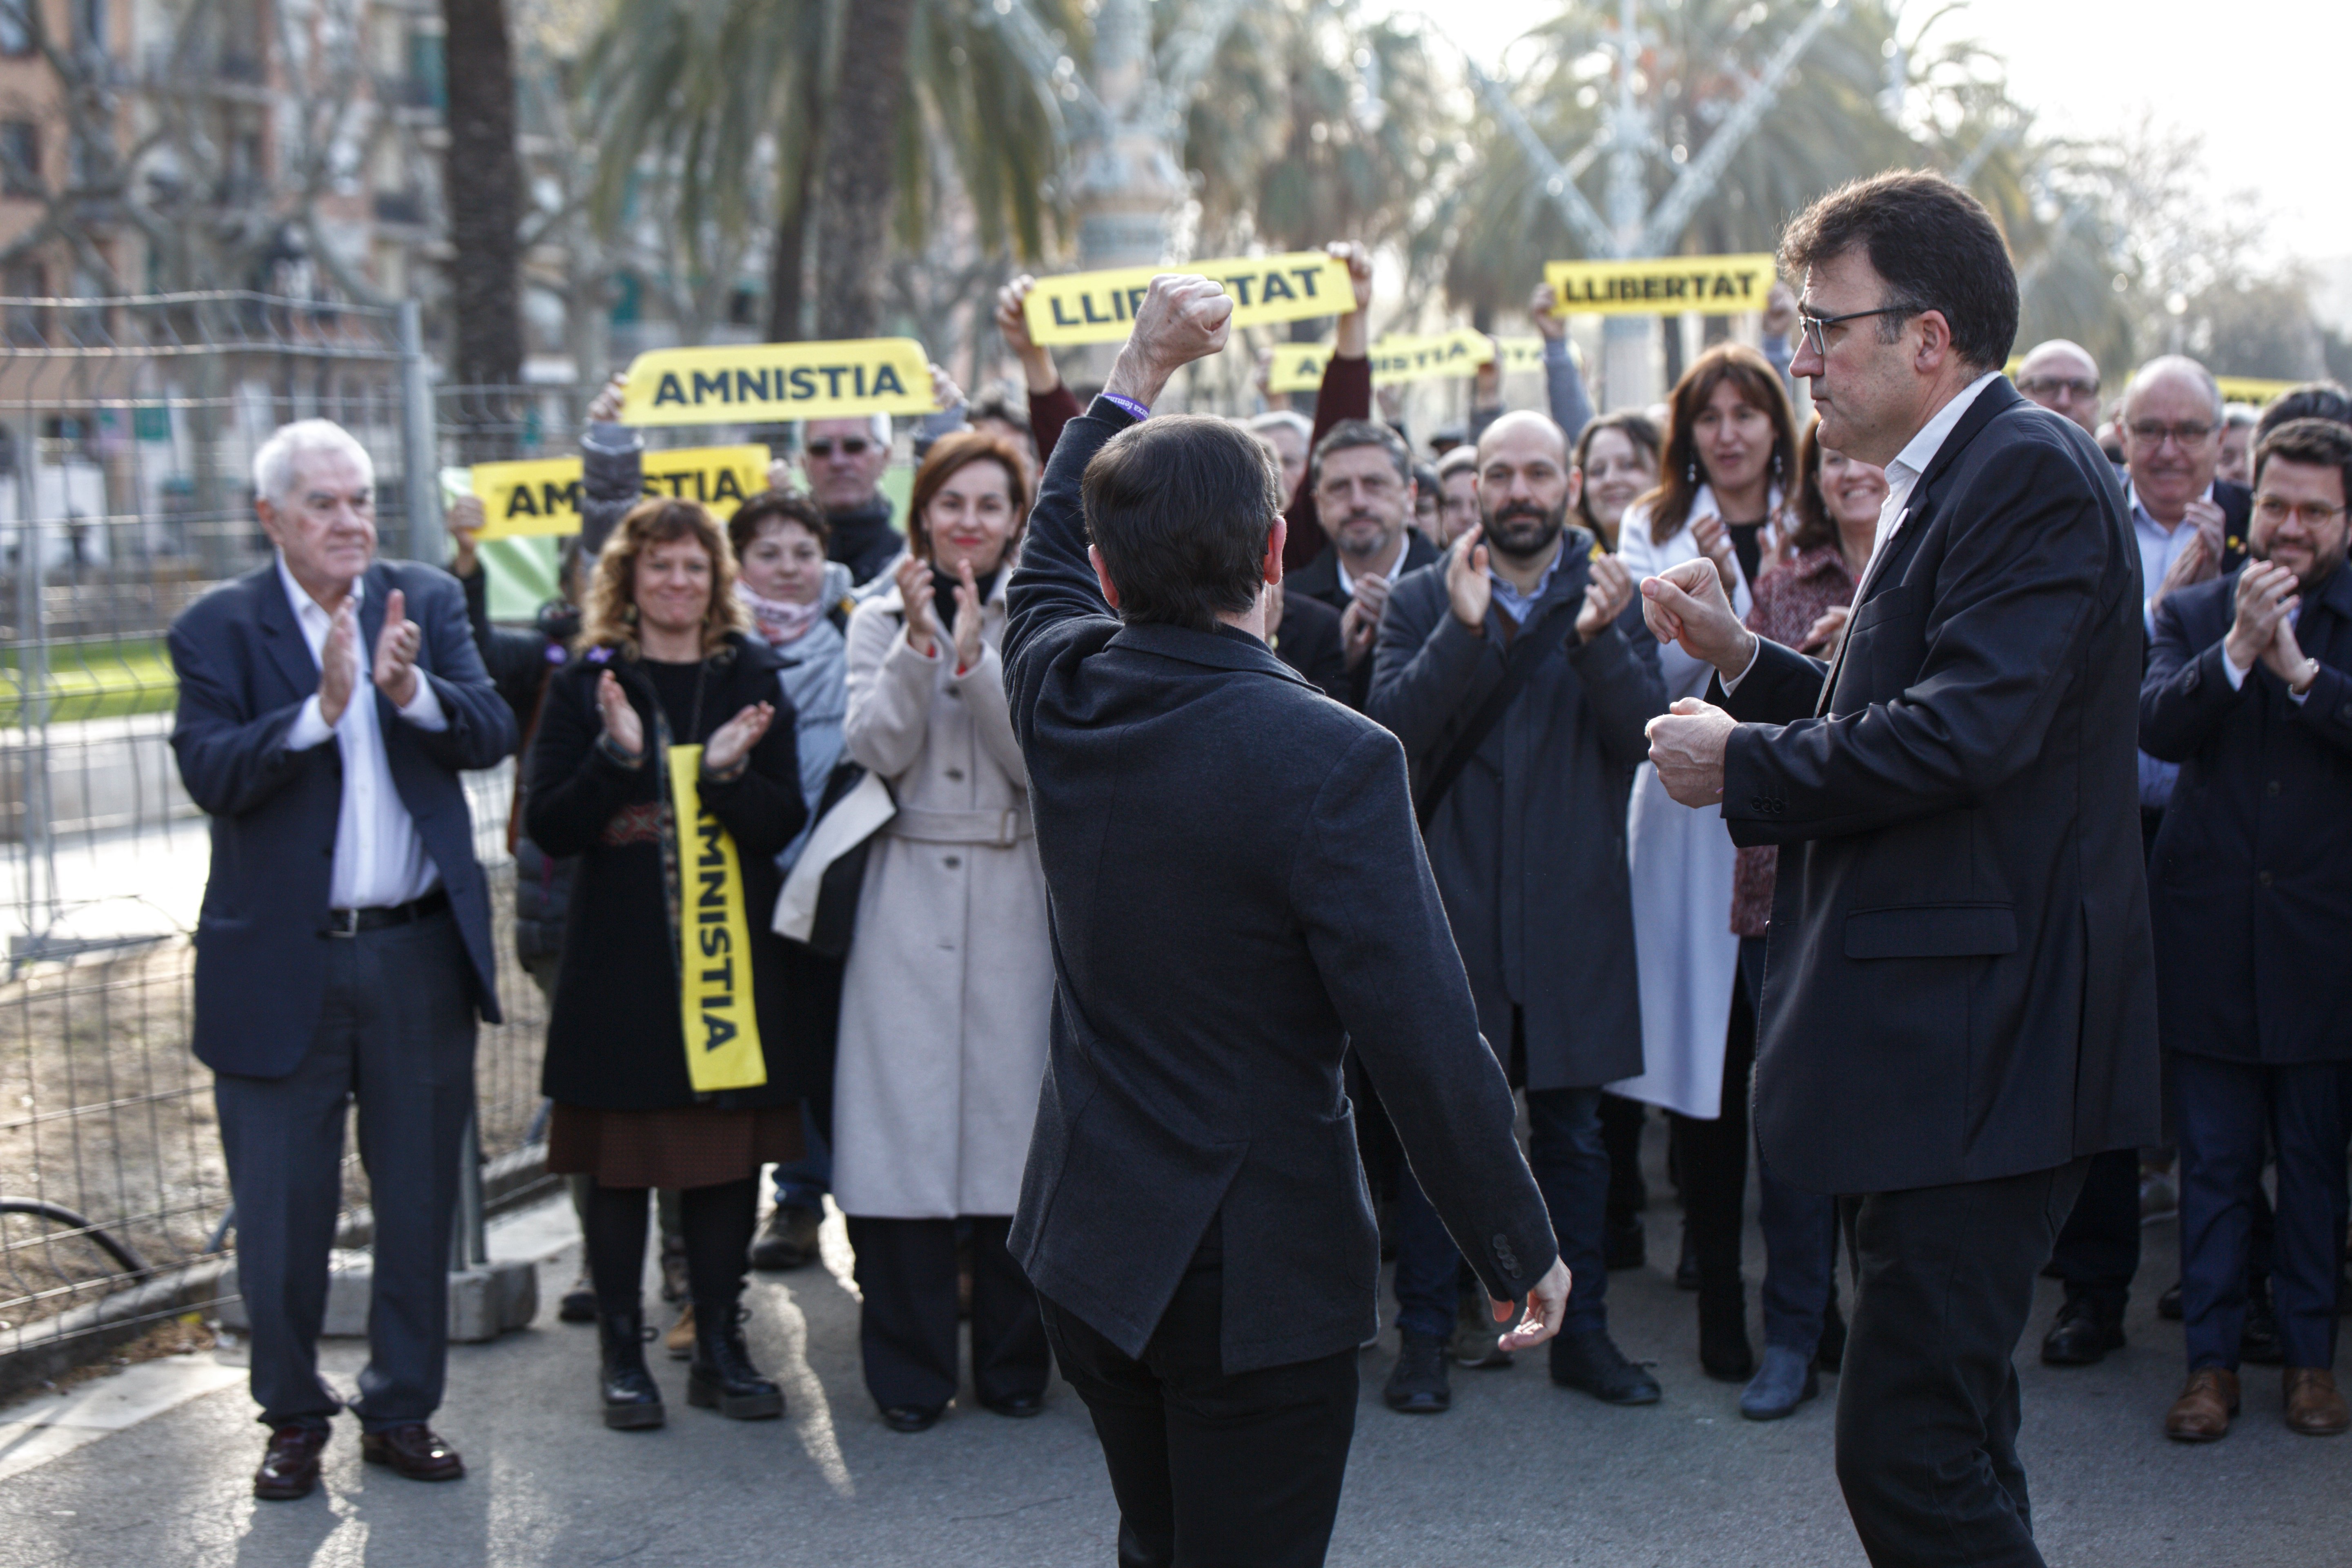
[0,1192,2342,1567]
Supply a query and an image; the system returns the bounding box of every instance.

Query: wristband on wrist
[1099,391,1150,423]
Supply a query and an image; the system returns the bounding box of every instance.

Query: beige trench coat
[831,572,1053,1218]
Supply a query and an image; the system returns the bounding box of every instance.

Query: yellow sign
[470,444,770,539]
[618,339,937,425]
[1544,254,1779,316]
[2216,376,2301,408]
[668,743,768,1094]
[1025,252,1354,346]
[1495,337,1548,374]
[1265,331,1499,395]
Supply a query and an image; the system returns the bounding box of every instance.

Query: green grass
[0,638,178,726]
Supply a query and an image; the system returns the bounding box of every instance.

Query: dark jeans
[1835,1160,2088,1568]
[1737,940,1841,1355]
[769,1102,833,1212]
[2174,1053,2349,1372]
[1669,972,1753,1296]
[1041,1229,1359,1568]
[845,1214,1049,1413]
[1393,1082,1607,1341]
[213,908,476,1433]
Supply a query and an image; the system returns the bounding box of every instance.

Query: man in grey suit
[169,420,514,1501]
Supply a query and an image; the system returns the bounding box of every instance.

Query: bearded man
[1368,409,1669,1416]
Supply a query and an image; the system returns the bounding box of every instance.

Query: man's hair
[253,419,373,506]
[1777,169,2019,372]
[2224,403,2260,431]
[1413,461,1441,499]
[968,387,1033,438]
[2251,416,2352,503]
[1435,444,1480,481]
[1309,418,1411,491]
[727,487,829,560]
[2254,381,2352,445]
[2123,355,2223,423]
[1083,416,1281,632]
[793,412,892,448]
[1245,409,1312,445]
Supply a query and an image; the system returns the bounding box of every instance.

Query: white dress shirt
[277,554,448,909]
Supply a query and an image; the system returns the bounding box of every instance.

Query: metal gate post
[396,302,439,566]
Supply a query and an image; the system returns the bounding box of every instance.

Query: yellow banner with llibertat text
[1545,254,1779,316]
[1026,252,1354,346]
[618,339,938,426]
[1266,331,1501,395]
[469,444,770,539]
[668,744,768,1094]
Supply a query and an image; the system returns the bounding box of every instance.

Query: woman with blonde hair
[1608,342,1800,1383]
[526,497,809,1431]
[833,430,1056,1432]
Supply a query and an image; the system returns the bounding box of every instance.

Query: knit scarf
[739,582,827,647]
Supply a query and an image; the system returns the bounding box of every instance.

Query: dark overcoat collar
[1106,620,1315,689]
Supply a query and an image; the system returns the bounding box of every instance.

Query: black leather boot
[597,1309,665,1430]
[688,1307,785,1420]
[1698,1278,1755,1383]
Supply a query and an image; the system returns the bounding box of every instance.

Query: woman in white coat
[834,431,1054,1433]
[1609,343,1800,1383]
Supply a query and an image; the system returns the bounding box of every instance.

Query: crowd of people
[167,213,2352,1524]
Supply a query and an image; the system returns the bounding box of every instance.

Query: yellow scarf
[666,744,768,1092]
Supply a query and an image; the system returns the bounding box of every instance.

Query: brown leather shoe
[2164,1367,2240,1442]
[253,1423,330,1501]
[359,1424,466,1481]
[2285,1368,2350,1437]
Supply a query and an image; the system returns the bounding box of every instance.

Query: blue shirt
[1490,539,1569,625]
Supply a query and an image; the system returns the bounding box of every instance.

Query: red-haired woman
[831,430,1055,1433]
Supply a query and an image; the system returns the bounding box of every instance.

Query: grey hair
[252,419,374,506]
[1245,410,1312,444]
[2124,355,2224,423]
[2223,402,2260,430]
[793,413,892,449]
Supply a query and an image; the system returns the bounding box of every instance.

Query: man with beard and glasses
[1287,419,1439,709]
[1369,410,1669,1416]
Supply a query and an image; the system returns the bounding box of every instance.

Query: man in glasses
[2013,339,2103,437]
[797,414,903,584]
[2143,416,2352,1442]
[1640,170,2155,1568]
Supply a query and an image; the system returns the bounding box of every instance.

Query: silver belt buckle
[325,907,361,938]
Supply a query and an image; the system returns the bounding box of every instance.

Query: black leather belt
[323,887,450,937]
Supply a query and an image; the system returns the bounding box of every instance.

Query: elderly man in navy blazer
[169,419,514,1501]
[2143,416,2352,1443]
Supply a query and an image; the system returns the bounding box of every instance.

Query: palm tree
[442,0,525,447]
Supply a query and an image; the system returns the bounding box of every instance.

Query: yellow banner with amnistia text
[469,444,771,539]
[619,339,937,426]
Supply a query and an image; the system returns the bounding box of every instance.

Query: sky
[1396,0,2352,316]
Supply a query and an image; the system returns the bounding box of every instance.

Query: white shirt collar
[276,550,364,630]
[1334,531,1408,600]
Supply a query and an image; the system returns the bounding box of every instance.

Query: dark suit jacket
[1269,590,1349,703]
[1717,378,2159,1194]
[1288,529,1440,710]
[2141,562,2352,1064]
[169,559,517,1078]
[1002,398,1557,1374]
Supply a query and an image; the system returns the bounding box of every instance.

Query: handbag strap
[1414,593,1584,829]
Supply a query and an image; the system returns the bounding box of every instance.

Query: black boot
[1699,1278,1755,1383]
[688,1306,785,1420]
[597,1309,665,1430]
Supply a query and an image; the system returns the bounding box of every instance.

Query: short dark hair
[1308,419,1411,492]
[968,387,1033,438]
[1778,169,2019,372]
[2253,381,2352,446]
[1412,462,1441,499]
[2251,416,2352,504]
[1083,415,1281,632]
[727,487,828,561]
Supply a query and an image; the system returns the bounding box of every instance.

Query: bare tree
[441,0,524,390]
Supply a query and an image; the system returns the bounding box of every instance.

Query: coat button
[2186,666,2201,691]
[2267,780,2281,796]
[945,768,964,781]
[2258,870,2273,886]
[943,855,961,869]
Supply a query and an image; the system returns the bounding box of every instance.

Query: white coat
[831,569,1053,1218]
[1607,486,1774,1119]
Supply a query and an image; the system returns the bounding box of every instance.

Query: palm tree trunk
[441,0,523,394]
[764,96,823,343]
[813,0,915,339]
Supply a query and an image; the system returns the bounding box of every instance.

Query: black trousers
[845,1214,1049,1414]
[1670,977,1756,1296]
[1041,1233,1359,1568]
[212,909,476,1432]
[2045,1147,2140,1322]
[1835,1160,2088,1568]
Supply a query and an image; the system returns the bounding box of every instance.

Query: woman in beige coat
[833,430,1054,1432]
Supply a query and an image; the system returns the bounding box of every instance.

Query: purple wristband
[1099,392,1149,424]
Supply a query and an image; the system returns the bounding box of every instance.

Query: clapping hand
[318,600,360,725]
[586,372,627,425]
[596,669,644,758]
[994,274,1060,395]
[2224,559,2299,675]
[1691,512,1739,596]
[702,701,775,775]
[1340,570,1392,670]
[1799,602,1851,658]
[895,553,940,658]
[1104,274,1234,410]
[1576,553,1633,645]
[948,559,985,673]
[1446,524,1492,632]
[372,588,421,708]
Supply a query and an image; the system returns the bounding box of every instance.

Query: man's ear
[1914,309,1955,375]
[255,497,285,549]
[1088,543,1122,610]
[1263,514,1287,584]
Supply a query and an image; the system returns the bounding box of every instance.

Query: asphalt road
[2,1173,2344,1568]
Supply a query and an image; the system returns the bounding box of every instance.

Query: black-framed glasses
[2124,420,2216,448]
[1796,305,1915,359]
[804,437,871,459]
[2017,375,2099,401]
[2254,495,2348,528]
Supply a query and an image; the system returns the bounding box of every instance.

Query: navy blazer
[169,559,517,1078]
[1717,379,2160,1194]
[1002,399,1557,1374]
[2141,562,2352,1063]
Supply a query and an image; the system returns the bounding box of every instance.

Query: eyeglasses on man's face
[804,437,872,459]
[2017,376,2098,402]
[2253,494,2348,529]
[1795,305,1915,359]
[2125,420,2216,449]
